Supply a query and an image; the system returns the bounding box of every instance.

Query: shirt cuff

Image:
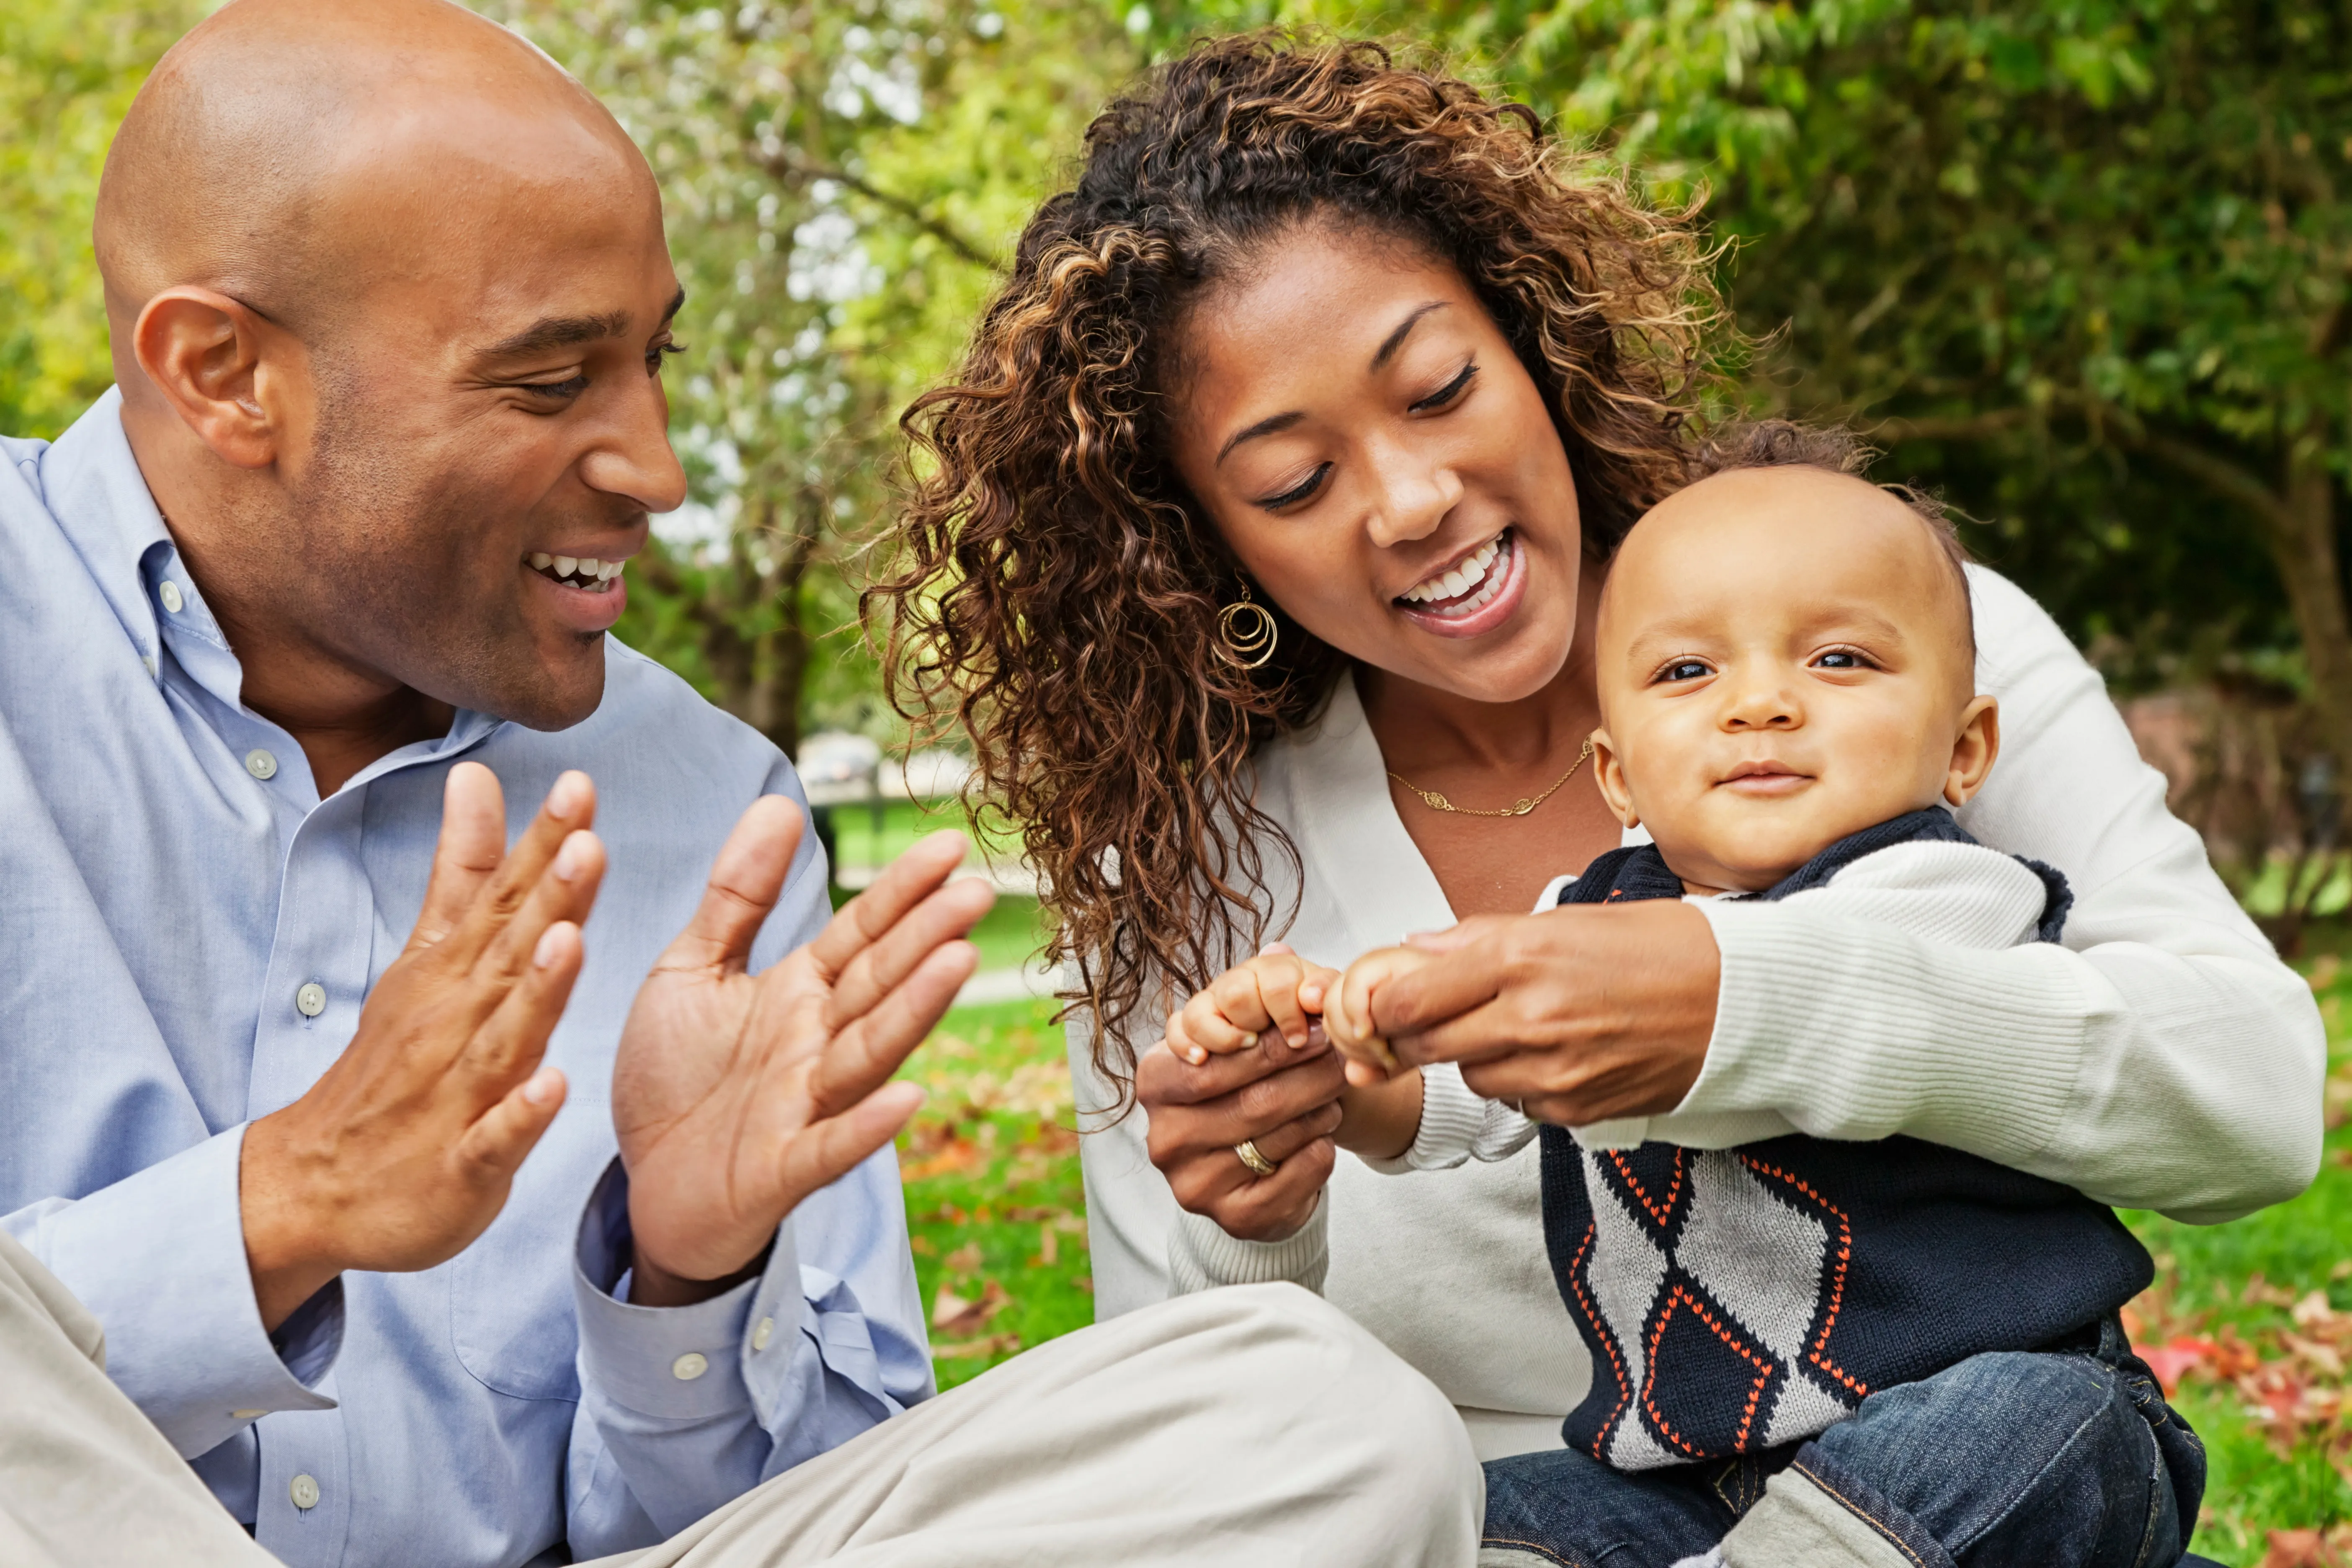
[573,1160,781,1424]
[12,1124,339,1458]
[1361,1064,1492,1173]
[1167,1199,1328,1296]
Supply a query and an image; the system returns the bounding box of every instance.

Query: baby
[1171,429,2201,1560]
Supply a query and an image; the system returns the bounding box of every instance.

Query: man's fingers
[774,1080,927,1208]
[661,794,805,975]
[436,770,598,970]
[808,941,982,1114]
[455,1066,568,1178]
[469,830,604,999]
[802,831,972,983]
[821,875,995,1031]
[409,763,508,954]
[460,919,586,1087]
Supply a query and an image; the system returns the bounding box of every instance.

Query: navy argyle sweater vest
[1540,808,2152,1470]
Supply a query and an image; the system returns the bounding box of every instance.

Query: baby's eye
[1812,648,1876,671]
[1658,660,1711,683]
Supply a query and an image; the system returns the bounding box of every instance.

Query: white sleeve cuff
[1359,1064,1537,1173]
[1167,1201,1328,1296]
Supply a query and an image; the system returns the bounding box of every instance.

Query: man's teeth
[526,553,627,591]
[1400,535,1507,607]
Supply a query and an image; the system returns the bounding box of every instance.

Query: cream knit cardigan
[1067,565,2326,1461]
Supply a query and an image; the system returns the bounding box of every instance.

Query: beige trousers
[0,1230,1478,1568]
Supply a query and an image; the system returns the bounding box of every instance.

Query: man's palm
[614,800,990,1291]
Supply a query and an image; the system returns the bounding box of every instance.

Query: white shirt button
[296,982,327,1018]
[751,1316,774,1352]
[244,749,279,781]
[230,1408,265,1421]
[671,1351,709,1381]
[289,1473,320,1510]
[158,580,183,614]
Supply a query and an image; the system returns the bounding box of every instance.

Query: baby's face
[1591,466,1994,895]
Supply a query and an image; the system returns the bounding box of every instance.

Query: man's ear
[1942,695,2001,807]
[130,286,298,471]
[1591,726,1641,829]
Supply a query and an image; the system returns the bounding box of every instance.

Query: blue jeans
[1483,1320,2205,1568]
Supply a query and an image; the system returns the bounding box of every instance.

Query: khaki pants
[0,1231,1478,1567]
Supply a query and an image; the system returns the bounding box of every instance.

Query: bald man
[0,2,1479,1565]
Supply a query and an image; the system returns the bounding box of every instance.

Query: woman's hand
[1136,1028,1346,1243]
[1372,901,1721,1125]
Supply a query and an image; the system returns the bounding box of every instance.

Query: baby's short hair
[1680,419,1975,655]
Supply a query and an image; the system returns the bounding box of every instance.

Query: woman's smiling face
[1166,220,1585,703]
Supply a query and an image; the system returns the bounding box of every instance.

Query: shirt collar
[38,387,177,673]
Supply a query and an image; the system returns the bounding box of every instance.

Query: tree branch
[1860,408,2034,444]
[2125,433,2297,540]
[759,151,998,270]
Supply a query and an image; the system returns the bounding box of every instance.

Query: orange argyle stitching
[1563,1220,1632,1459]
[1640,1283,1774,1457]
[1606,1145,1686,1227]
[1739,1154,1868,1396]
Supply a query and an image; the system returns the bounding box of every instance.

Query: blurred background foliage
[8,0,2349,910]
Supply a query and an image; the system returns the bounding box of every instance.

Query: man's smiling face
[276,90,688,731]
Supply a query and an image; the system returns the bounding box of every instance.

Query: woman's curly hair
[867,33,1721,1094]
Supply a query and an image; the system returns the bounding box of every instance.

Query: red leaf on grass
[2141,1337,2215,1395]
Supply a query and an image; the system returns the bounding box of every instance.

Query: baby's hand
[1326,945,1442,1086]
[1165,942,1341,1067]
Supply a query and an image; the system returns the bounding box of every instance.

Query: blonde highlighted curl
[867,34,1722,1097]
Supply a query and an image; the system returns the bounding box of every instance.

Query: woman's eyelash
[1261,462,1330,509]
[1411,361,1477,412]
[650,340,687,369]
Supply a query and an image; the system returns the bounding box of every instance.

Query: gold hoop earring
[1217,582,1278,671]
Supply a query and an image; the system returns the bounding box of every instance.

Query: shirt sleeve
[1,1124,339,1459]
[561,763,933,1554]
[1675,568,2326,1223]
[562,1152,931,1551]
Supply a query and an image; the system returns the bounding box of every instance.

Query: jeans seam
[1789,1460,1932,1568]
[2129,1425,2168,1568]
[1941,1363,2118,1556]
[1480,1533,1589,1568]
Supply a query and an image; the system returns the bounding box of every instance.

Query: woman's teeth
[527,553,627,593]
[1399,534,1509,614]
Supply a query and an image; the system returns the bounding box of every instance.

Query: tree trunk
[2263,432,2352,776]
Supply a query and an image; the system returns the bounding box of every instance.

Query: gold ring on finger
[1234,1139,1278,1178]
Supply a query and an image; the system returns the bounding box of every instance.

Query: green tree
[486,0,1138,755]
[0,0,206,438]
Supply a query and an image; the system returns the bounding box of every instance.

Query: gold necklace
[1387,738,1595,819]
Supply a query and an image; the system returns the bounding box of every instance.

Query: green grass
[893,998,1090,1390]
[891,972,2352,1556]
[823,796,1019,876]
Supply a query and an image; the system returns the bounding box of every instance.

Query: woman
[871,32,2321,1553]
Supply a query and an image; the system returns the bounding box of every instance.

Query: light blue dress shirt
[0,390,934,1566]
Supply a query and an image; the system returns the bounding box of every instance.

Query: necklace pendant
[1512,799,1534,815]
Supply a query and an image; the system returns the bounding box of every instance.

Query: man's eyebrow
[482,310,634,359]
[1371,301,1449,371]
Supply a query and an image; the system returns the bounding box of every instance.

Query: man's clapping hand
[614,802,993,1304]
[241,763,602,1330]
